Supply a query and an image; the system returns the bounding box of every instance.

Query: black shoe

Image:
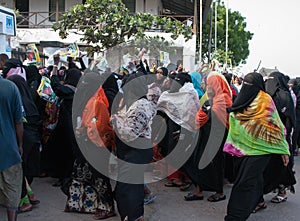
[184,192,204,201]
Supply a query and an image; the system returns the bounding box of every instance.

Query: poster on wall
[0,6,16,36]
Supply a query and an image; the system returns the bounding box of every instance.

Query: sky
[228,0,300,77]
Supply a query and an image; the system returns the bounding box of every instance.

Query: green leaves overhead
[202,0,253,67]
[53,0,193,52]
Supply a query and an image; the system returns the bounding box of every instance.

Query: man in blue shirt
[0,76,24,221]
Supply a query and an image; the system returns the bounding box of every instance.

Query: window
[123,0,136,13]
[49,0,65,22]
[16,0,29,27]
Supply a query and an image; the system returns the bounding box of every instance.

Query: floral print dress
[64,158,114,214]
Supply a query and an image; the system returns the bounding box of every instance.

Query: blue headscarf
[190,72,204,98]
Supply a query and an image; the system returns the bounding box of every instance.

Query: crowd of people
[0,51,298,221]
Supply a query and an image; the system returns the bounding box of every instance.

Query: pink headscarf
[6,67,27,81]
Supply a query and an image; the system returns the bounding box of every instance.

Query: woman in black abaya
[263,71,296,203]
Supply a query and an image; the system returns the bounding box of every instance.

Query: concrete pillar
[182,34,196,72]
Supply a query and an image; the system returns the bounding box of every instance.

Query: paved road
[1,157,300,221]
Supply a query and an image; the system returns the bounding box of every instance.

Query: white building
[0,0,212,70]
[0,5,16,57]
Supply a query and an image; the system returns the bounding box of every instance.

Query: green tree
[202,0,253,67]
[127,36,175,62]
[53,0,193,53]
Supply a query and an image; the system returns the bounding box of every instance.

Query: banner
[47,43,80,65]
[37,76,57,103]
[26,43,41,66]
[159,51,170,65]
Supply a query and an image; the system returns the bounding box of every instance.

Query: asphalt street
[1,156,300,221]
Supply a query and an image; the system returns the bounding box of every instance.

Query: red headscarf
[196,73,232,129]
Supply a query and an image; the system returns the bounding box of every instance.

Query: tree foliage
[202,0,253,67]
[53,0,193,53]
[126,36,175,61]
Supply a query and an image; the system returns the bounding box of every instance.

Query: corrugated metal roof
[161,0,213,22]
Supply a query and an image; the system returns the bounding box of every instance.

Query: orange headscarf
[196,73,232,129]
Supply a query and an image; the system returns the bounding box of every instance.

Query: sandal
[207,194,226,202]
[28,191,40,206]
[252,202,267,213]
[184,192,204,201]
[144,195,157,205]
[180,182,192,191]
[164,181,183,187]
[93,210,116,220]
[29,197,40,206]
[271,195,287,203]
[18,203,32,213]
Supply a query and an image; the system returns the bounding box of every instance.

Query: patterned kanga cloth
[157,83,200,132]
[224,90,290,157]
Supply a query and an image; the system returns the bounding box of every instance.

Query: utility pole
[193,0,197,33]
[214,0,218,53]
[208,4,213,64]
[199,0,203,65]
[225,0,229,70]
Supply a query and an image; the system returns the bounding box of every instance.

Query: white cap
[237,72,245,79]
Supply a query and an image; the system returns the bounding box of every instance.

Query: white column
[199,0,203,64]
[214,0,217,52]
[183,34,196,72]
[225,0,229,70]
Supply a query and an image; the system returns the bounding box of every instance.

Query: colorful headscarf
[224,90,290,156]
[228,72,265,112]
[190,72,204,98]
[196,72,232,129]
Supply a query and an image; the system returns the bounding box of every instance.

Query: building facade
[0,0,212,71]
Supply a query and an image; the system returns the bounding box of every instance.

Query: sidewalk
[1,157,299,221]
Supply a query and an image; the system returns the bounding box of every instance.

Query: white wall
[0,0,14,9]
[14,28,197,72]
[0,35,11,57]
[4,0,163,27]
[65,0,82,10]
[135,0,162,15]
[30,0,49,12]
[29,0,51,27]
[145,32,197,72]
[27,0,82,28]
[136,0,144,13]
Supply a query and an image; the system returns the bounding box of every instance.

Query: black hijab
[24,65,41,86]
[289,78,299,95]
[64,68,82,87]
[229,72,265,112]
[265,71,289,96]
[102,72,122,114]
[265,71,295,127]
[156,67,169,84]
[7,74,40,118]
[169,72,192,93]
[73,72,102,118]
[158,67,168,76]
[122,72,148,109]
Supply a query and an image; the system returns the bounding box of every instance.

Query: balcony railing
[17,11,65,28]
[17,11,195,32]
